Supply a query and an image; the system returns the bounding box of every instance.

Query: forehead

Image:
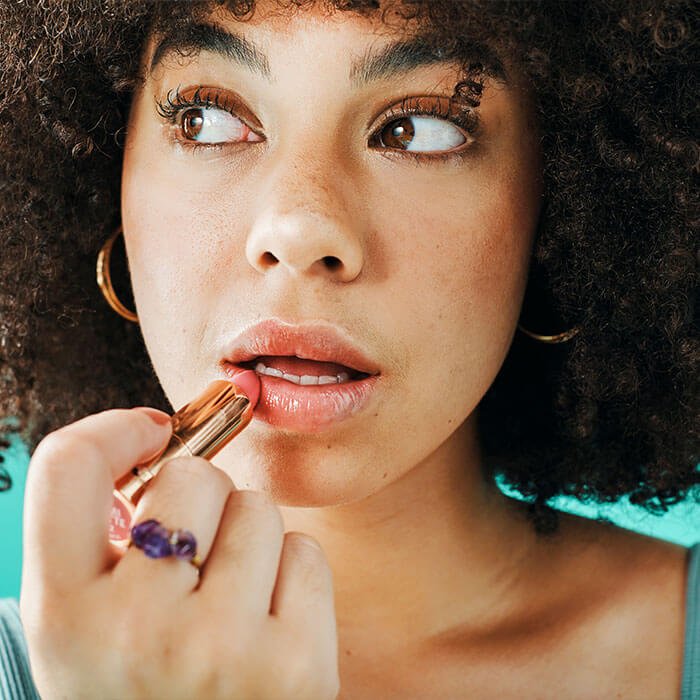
[143,1,509,90]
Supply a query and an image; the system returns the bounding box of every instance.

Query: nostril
[323,255,342,270]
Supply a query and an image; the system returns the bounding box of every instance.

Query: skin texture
[121,0,545,658]
[2,1,698,540]
[0,0,691,696]
[120,5,690,696]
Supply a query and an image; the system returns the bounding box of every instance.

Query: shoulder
[397,514,693,699]
[543,513,691,698]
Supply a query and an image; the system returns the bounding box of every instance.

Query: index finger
[22,408,172,594]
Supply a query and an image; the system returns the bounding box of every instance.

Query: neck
[278,413,541,654]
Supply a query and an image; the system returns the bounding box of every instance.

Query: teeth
[256,363,283,378]
[254,361,350,385]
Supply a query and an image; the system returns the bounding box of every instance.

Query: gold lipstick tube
[108,379,254,547]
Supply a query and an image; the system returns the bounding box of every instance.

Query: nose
[245,159,364,284]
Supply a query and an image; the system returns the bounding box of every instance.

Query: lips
[219,319,381,377]
[219,320,382,431]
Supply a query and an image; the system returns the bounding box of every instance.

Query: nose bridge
[245,134,364,282]
[265,90,360,213]
[277,144,342,215]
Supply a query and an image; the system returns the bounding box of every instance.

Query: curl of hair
[0,0,697,536]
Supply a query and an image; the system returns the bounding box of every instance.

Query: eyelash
[154,85,479,165]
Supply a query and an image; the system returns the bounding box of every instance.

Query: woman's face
[121,4,543,506]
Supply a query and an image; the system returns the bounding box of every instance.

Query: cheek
[121,140,227,374]
[122,136,230,297]
[373,158,536,408]
[388,173,533,324]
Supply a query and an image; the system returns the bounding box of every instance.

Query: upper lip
[220,319,381,376]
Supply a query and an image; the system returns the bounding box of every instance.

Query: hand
[20,407,340,700]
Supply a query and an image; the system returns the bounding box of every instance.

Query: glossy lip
[218,318,381,377]
[222,362,381,433]
[219,318,382,433]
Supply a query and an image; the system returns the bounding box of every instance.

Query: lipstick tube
[109,379,254,547]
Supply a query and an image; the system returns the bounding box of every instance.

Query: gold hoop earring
[96,225,139,323]
[516,323,580,343]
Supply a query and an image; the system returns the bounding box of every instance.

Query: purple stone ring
[128,518,202,570]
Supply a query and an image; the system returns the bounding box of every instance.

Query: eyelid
[366,94,458,129]
[157,84,263,131]
[370,95,478,142]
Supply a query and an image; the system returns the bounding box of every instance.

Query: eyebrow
[149,22,506,88]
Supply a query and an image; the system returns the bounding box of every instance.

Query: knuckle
[210,462,236,491]
[283,532,332,590]
[31,430,71,465]
[159,456,231,488]
[160,455,212,479]
[132,406,170,443]
[285,531,325,561]
[29,429,102,482]
[228,489,284,530]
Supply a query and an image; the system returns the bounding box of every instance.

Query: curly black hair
[0,0,697,536]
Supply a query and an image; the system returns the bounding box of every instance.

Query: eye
[374,115,466,153]
[177,106,262,145]
[156,87,478,163]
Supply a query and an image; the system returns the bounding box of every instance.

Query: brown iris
[379,117,415,149]
[182,109,205,139]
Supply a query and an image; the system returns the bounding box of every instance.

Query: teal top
[1,541,699,699]
[0,598,40,700]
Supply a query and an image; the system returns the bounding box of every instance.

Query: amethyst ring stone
[128,518,202,570]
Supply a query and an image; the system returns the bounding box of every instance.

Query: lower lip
[222,362,381,433]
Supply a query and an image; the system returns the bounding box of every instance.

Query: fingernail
[135,407,172,427]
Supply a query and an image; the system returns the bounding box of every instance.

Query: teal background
[2,431,699,599]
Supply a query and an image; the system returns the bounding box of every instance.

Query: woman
[0,0,697,697]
